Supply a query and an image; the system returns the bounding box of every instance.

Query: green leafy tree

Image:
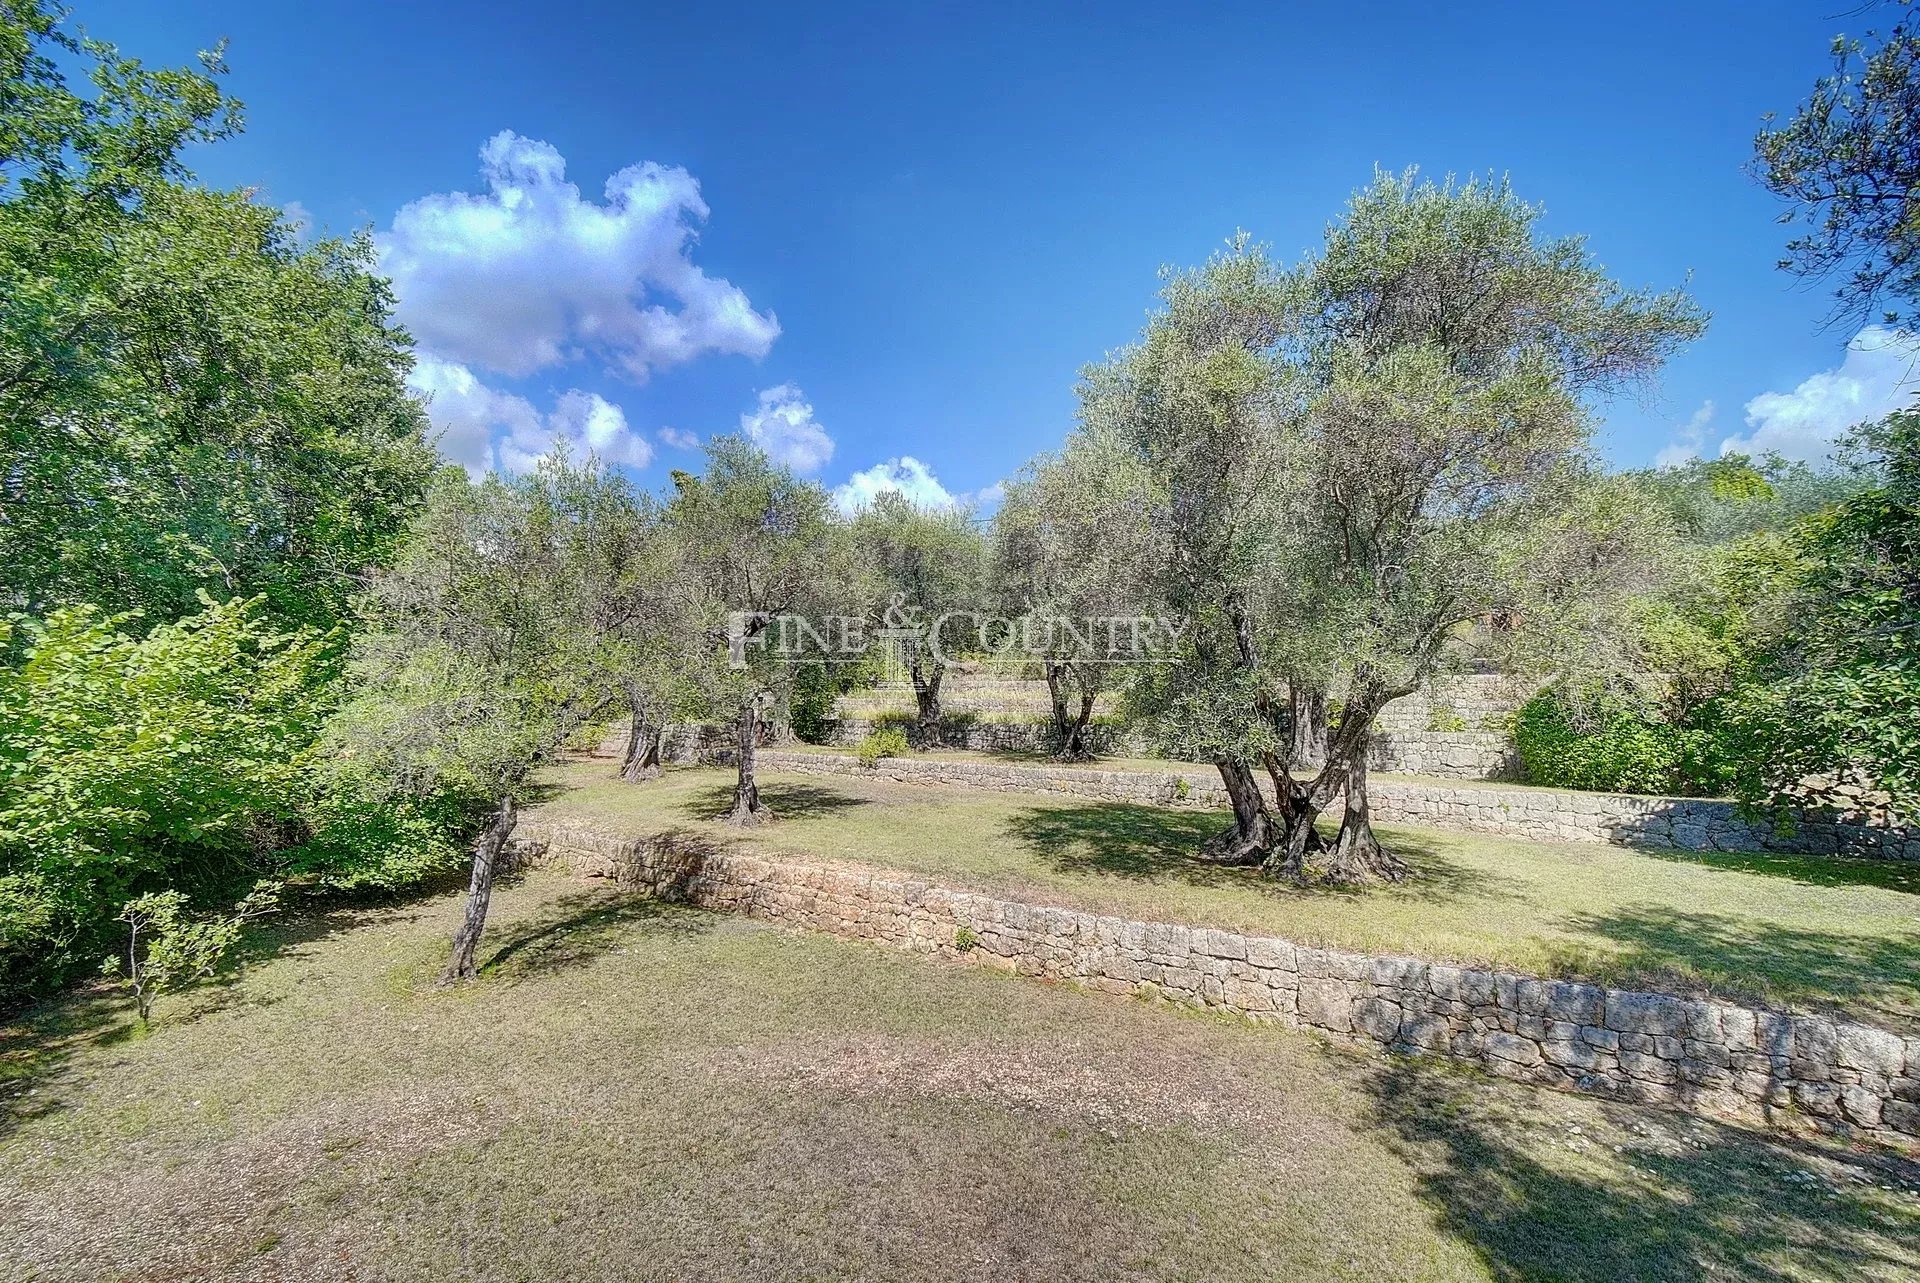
[1706,411,1920,820]
[1755,1,1920,327]
[1,1,434,627]
[324,458,632,982]
[990,434,1159,759]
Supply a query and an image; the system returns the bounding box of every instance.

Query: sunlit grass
[4,871,1914,1281]
[541,760,1920,1029]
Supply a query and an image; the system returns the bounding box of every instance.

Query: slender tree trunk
[1045,662,1098,760]
[909,652,945,747]
[728,698,773,826]
[442,795,518,984]
[1058,687,1098,760]
[1044,662,1072,752]
[1202,757,1276,864]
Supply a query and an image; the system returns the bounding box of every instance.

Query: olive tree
[1087,174,1704,881]
[989,435,1160,759]
[850,491,984,744]
[666,436,850,825]
[1755,5,1920,328]
[327,455,639,981]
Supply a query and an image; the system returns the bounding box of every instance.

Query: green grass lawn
[4,870,1916,1282]
[540,761,1920,1031]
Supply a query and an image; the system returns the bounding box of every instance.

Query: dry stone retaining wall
[513,817,1920,1147]
[756,750,1920,863]
[830,717,1516,780]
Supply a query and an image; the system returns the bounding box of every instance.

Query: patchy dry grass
[3,870,1916,1282]
[540,762,1920,1030]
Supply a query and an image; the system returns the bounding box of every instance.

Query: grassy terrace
[5,870,1917,1281]
[539,761,1920,1031]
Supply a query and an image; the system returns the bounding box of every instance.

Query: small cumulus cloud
[1724,326,1920,461]
[742,383,833,473]
[658,426,700,450]
[378,131,778,382]
[1654,400,1715,469]
[279,199,314,240]
[408,356,651,477]
[833,456,958,513]
[831,458,1005,514]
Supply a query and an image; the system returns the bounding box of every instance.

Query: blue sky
[85,0,1920,504]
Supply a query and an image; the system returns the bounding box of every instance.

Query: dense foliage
[0,599,331,998]
[0,3,434,1003]
[1,3,434,628]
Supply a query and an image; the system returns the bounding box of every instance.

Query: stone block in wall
[1298,978,1353,1032]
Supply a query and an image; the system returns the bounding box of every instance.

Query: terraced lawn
[538,761,1920,1031]
[4,869,1917,1281]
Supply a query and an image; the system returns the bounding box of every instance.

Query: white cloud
[831,459,1006,514]
[379,131,779,381]
[407,356,651,477]
[1654,400,1715,469]
[280,199,313,240]
[741,383,833,473]
[832,456,958,513]
[658,426,700,451]
[964,479,1007,510]
[498,389,652,476]
[1724,327,1920,461]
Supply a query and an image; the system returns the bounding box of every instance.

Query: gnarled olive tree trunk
[1201,757,1277,864]
[619,695,665,783]
[1044,661,1099,761]
[908,651,945,747]
[1261,678,1407,884]
[1289,683,1329,768]
[442,795,518,984]
[727,696,773,826]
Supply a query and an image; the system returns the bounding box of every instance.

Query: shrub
[1426,703,1469,732]
[0,599,331,1000]
[856,727,911,766]
[787,663,841,744]
[1512,693,1692,796]
[101,882,279,1025]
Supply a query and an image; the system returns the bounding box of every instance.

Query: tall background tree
[0,0,434,629]
[324,456,638,982]
[666,437,850,825]
[850,491,983,745]
[0,2,436,1002]
[990,435,1160,760]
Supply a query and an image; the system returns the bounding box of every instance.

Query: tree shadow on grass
[1359,1054,1920,1282]
[0,893,435,1141]
[0,987,128,1141]
[481,889,710,983]
[678,781,873,823]
[1000,801,1502,905]
[1636,846,1920,896]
